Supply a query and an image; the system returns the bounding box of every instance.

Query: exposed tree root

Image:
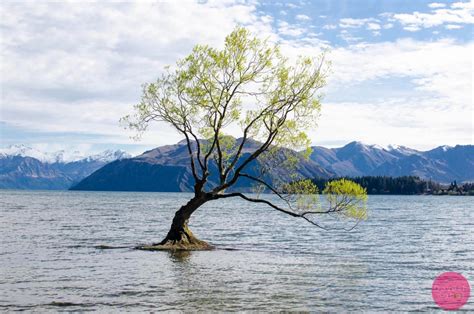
[136,224,214,251]
[137,239,214,251]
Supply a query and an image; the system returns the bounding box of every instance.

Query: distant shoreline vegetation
[311,176,474,196]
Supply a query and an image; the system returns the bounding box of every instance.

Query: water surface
[1,190,473,311]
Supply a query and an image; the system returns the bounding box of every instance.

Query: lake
[0,190,472,311]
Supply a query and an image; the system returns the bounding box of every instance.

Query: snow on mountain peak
[385,144,421,156]
[370,144,384,150]
[0,144,52,162]
[85,149,131,162]
[0,145,131,164]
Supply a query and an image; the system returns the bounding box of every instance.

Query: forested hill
[312,176,474,195]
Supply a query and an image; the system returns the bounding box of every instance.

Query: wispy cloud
[323,24,338,30]
[428,3,446,9]
[277,20,306,37]
[286,3,300,9]
[1,0,472,151]
[366,22,381,30]
[328,39,472,103]
[313,97,472,149]
[389,1,474,31]
[0,1,274,147]
[445,24,463,29]
[295,14,311,21]
[337,29,362,43]
[339,17,380,28]
[337,17,383,36]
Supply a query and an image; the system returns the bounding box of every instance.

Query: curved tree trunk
[138,193,213,251]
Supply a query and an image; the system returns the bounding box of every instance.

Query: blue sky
[0,0,472,155]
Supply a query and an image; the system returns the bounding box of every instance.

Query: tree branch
[215,192,327,229]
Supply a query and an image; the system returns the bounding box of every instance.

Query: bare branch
[215,192,327,229]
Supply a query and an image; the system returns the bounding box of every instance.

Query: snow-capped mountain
[0,146,131,190]
[0,145,131,164]
[83,149,131,163]
[310,142,473,182]
[2,141,472,191]
[385,145,422,157]
[71,140,474,193]
[0,144,58,163]
[71,138,332,192]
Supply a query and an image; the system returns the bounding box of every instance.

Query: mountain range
[71,139,332,192]
[310,142,473,183]
[1,141,472,191]
[0,145,131,189]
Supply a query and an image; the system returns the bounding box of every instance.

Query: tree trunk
[138,194,213,251]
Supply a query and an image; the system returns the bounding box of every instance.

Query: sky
[0,0,473,156]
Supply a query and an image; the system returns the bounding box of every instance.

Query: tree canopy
[122,27,368,249]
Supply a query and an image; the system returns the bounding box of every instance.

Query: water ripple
[0,191,473,311]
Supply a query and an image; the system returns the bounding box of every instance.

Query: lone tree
[122,28,367,250]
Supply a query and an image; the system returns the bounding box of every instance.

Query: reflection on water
[168,250,192,263]
[0,190,473,311]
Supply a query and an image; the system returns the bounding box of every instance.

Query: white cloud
[281,38,472,148]
[327,39,472,107]
[260,14,274,24]
[0,1,275,147]
[338,18,384,36]
[337,29,362,43]
[445,24,463,29]
[312,97,472,149]
[404,25,422,32]
[1,1,472,151]
[295,14,311,21]
[339,17,379,28]
[451,1,474,9]
[366,22,381,30]
[390,1,474,30]
[286,3,299,9]
[428,3,446,9]
[280,37,471,111]
[323,24,338,30]
[278,20,306,37]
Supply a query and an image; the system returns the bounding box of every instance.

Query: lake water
[0,190,473,311]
